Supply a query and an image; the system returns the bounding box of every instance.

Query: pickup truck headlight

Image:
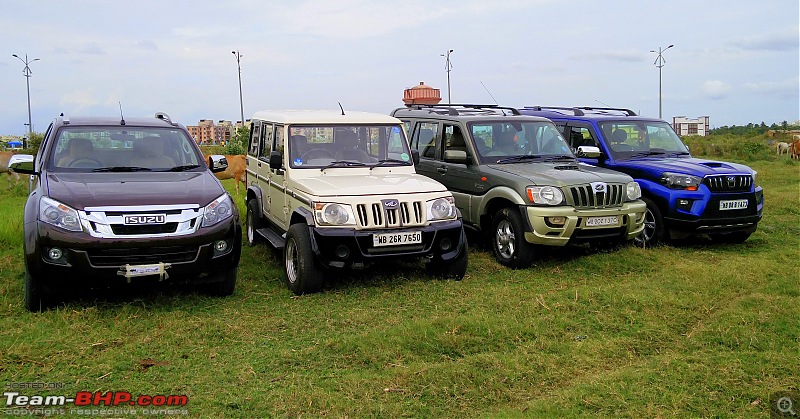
[202,194,233,227]
[526,186,564,205]
[314,203,356,226]
[427,197,456,221]
[40,197,82,232]
[661,172,701,191]
[626,181,642,200]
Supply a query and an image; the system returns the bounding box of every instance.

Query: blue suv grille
[704,175,752,192]
[568,184,624,208]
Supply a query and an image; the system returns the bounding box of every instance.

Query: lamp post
[12,53,40,149]
[440,49,453,104]
[650,44,673,119]
[232,50,244,127]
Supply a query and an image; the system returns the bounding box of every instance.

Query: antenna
[338,102,345,116]
[480,81,498,105]
[118,102,125,125]
[595,99,611,107]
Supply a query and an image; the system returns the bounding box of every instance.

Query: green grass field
[0,155,797,417]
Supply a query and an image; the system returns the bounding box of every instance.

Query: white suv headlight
[426,196,456,221]
[40,196,82,232]
[526,186,564,205]
[202,194,233,227]
[314,203,356,226]
[626,181,642,200]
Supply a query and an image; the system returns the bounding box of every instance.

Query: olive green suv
[391,104,646,268]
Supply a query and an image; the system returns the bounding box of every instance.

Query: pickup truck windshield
[49,127,203,171]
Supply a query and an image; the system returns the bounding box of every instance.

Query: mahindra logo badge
[590,182,607,194]
[382,199,399,209]
[727,176,736,187]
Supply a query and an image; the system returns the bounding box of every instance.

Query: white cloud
[702,80,732,100]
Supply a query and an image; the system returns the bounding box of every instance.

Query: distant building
[187,119,244,145]
[673,116,710,137]
[403,82,442,106]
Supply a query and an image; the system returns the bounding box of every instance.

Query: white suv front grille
[355,201,424,228]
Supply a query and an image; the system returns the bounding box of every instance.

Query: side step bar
[256,227,286,249]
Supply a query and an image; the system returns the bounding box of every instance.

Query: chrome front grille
[568,184,624,208]
[80,204,202,238]
[704,175,752,192]
[355,201,424,228]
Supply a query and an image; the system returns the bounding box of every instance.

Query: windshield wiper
[629,151,666,158]
[495,155,543,164]
[92,166,152,172]
[166,164,202,172]
[370,159,409,170]
[542,155,577,162]
[669,151,691,157]
[321,160,367,171]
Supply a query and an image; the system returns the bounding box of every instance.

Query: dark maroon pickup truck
[10,113,241,311]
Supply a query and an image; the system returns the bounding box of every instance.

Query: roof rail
[523,106,585,116]
[154,112,178,126]
[574,106,637,116]
[405,103,521,116]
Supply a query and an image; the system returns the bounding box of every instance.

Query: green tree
[26,131,45,152]
[224,126,249,155]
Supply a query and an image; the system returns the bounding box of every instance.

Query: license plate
[719,199,748,210]
[585,216,619,227]
[373,231,422,247]
[123,214,166,225]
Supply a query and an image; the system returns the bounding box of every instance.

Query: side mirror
[443,149,468,164]
[208,155,228,173]
[576,146,601,158]
[410,149,420,165]
[9,154,35,175]
[269,150,283,170]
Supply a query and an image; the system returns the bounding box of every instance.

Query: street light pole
[650,44,673,119]
[440,49,453,103]
[12,53,40,149]
[232,50,245,127]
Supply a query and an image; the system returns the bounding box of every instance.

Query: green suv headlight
[202,194,233,227]
[40,196,82,232]
[314,203,356,226]
[661,172,701,190]
[626,181,642,200]
[526,186,564,205]
[426,197,456,221]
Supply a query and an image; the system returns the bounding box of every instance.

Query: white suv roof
[250,110,401,125]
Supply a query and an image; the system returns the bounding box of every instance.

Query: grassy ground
[0,156,797,417]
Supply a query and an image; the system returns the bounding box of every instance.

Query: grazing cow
[204,154,246,193]
[777,141,790,155]
[791,141,800,160]
[0,151,20,188]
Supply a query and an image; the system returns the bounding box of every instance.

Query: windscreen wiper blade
[370,159,409,170]
[495,155,543,164]
[166,164,202,172]
[542,155,577,162]
[629,151,666,158]
[92,166,152,172]
[321,160,367,171]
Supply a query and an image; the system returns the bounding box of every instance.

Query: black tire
[202,267,238,297]
[284,223,324,295]
[490,207,535,269]
[709,231,752,244]
[634,197,665,247]
[245,199,264,247]
[426,242,468,281]
[24,269,49,312]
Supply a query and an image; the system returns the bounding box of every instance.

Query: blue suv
[519,106,763,245]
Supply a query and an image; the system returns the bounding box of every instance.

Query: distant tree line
[710,121,800,136]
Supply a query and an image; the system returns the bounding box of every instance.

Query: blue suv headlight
[202,194,233,227]
[661,172,701,191]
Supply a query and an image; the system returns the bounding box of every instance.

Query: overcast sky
[1,0,797,136]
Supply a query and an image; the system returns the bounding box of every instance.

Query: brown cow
[0,151,20,188]
[790,141,800,160]
[204,154,246,194]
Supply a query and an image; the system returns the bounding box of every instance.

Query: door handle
[437,167,448,174]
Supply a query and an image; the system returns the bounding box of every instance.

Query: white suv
[244,110,468,294]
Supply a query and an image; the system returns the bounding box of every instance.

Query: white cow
[777,142,790,155]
